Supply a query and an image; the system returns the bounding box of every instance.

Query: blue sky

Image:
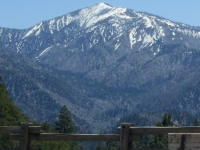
[1,0,199,29]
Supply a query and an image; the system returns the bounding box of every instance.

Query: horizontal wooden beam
[10,133,141,142]
[169,142,200,150]
[0,149,20,150]
[118,126,200,135]
[39,134,120,141]
[0,126,41,134]
[11,133,120,141]
[169,133,200,143]
[130,135,142,141]
[28,126,41,134]
[0,148,40,150]
[0,127,20,133]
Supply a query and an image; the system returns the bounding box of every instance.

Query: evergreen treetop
[55,105,75,133]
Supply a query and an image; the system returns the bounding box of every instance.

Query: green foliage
[94,142,118,150]
[95,142,105,150]
[156,113,173,127]
[0,77,29,126]
[0,77,29,148]
[55,105,75,133]
[147,135,168,148]
[32,141,70,150]
[104,142,118,150]
[147,114,173,148]
[0,134,14,148]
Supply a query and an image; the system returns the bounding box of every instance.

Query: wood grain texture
[31,134,119,141]
[169,133,200,143]
[120,123,130,150]
[10,133,141,142]
[0,127,20,133]
[169,143,200,150]
[118,126,200,135]
[19,123,28,150]
[0,126,40,134]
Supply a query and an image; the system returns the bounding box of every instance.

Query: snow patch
[143,34,154,44]
[177,28,200,38]
[23,22,43,39]
[143,16,153,28]
[100,26,106,42]
[185,51,193,54]
[158,19,175,27]
[81,44,84,51]
[36,46,52,58]
[112,23,120,28]
[164,20,175,27]
[115,43,121,50]
[129,28,137,49]
[8,33,12,42]
[154,47,161,55]
[113,33,123,40]
[137,35,142,41]
[156,26,165,37]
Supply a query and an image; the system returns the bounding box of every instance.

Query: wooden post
[27,123,33,150]
[129,123,134,149]
[179,134,185,150]
[19,123,29,150]
[120,123,131,150]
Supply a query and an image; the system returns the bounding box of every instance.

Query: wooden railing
[1,123,200,150]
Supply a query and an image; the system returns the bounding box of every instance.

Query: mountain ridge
[1,3,200,132]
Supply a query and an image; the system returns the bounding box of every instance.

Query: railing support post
[27,123,33,150]
[19,122,29,150]
[120,123,131,150]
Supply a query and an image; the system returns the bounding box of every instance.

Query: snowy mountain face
[1,2,200,89]
[1,3,200,58]
[19,3,200,86]
[1,3,200,128]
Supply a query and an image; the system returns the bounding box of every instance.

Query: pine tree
[147,113,173,148]
[55,105,75,133]
[53,106,82,150]
[157,114,173,126]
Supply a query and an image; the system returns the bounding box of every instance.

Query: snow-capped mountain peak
[90,2,113,10]
[1,2,200,57]
[68,2,131,28]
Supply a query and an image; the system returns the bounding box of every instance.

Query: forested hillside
[0,77,82,150]
[0,76,29,126]
[0,76,29,148]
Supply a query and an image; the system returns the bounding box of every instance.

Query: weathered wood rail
[168,133,200,150]
[1,123,200,150]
